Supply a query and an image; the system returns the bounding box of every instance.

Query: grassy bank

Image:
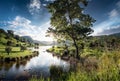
[0,47,32,57]
[0,46,39,62]
[47,46,76,56]
[30,50,120,81]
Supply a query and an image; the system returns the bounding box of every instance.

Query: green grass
[48,46,102,57]
[48,46,64,55]
[67,51,120,81]
[0,46,32,58]
[30,49,120,81]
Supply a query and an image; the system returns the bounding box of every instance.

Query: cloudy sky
[0,0,120,41]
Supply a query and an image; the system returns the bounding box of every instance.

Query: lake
[0,46,70,80]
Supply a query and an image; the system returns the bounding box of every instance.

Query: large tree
[47,0,95,59]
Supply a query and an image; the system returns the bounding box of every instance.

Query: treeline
[89,35,120,51]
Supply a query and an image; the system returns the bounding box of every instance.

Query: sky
[0,0,120,41]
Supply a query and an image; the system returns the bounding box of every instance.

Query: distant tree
[0,28,6,34]
[14,35,20,42]
[0,29,7,40]
[21,37,27,42]
[47,0,95,59]
[0,32,2,41]
[6,41,13,46]
[20,46,27,51]
[34,43,39,49]
[5,46,12,55]
[7,30,14,36]
[6,30,14,40]
[35,43,39,46]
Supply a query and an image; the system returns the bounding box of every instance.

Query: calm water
[0,46,70,80]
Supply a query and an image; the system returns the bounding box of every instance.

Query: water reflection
[0,46,70,80]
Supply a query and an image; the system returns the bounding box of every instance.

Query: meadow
[0,46,32,58]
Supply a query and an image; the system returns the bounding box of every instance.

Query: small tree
[5,41,13,55]
[5,47,12,55]
[20,46,27,51]
[7,30,14,37]
[6,40,13,46]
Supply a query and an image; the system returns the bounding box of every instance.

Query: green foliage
[5,46,12,55]
[47,46,64,55]
[47,0,95,58]
[20,45,27,51]
[0,28,34,49]
[7,30,14,37]
[6,41,13,46]
[50,66,63,78]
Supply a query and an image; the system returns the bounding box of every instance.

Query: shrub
[6,40,12,46]
[20,46,27,51]
[5,46,12,55]
[50,65,63,77]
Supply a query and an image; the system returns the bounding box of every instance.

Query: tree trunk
[69,15,79,59]
[73,39,79,59]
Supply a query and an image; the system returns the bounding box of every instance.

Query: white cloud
[97,25,120,35]
[28,0,41,15]
[8,16,53,41]
[8,16,31,28]
[44,0,55,2]
[92,17,120,36]
[109,9,119,18]
[108,1,120,19]
[42,4,47,7]
[92,1,120,36]
[116,1,120,7]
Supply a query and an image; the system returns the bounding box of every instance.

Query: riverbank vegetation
[30,49,120,81]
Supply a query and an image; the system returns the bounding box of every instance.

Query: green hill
[0,28,34,47]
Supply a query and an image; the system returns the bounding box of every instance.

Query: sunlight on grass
[0,47,32,58]
[30,50,120,81]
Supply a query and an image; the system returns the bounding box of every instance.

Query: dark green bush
[5,46,12,55]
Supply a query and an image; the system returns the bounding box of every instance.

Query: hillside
[21,36,34,43]
[110,32,120,37]
[0,28,33,47]
[21,36,56,46]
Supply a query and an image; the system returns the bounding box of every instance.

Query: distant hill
[94,32,120,38]
[21,36,34,43]
[0,28,57,46]
[22,36,57,46]
[39,41,57,46]
[109,32,120,37]
[33,40,57,46]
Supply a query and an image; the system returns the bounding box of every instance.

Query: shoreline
[0,51,39,63]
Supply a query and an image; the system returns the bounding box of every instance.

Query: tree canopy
[47,0,95,58]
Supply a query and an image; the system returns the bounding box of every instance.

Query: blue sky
[0,0,120,41]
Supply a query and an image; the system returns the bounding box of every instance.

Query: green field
[0,46,32,58]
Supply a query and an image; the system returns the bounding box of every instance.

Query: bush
[50,65,63,80]
[20,46,27,51]
[6,41,12,46]
[5,46,12,55]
